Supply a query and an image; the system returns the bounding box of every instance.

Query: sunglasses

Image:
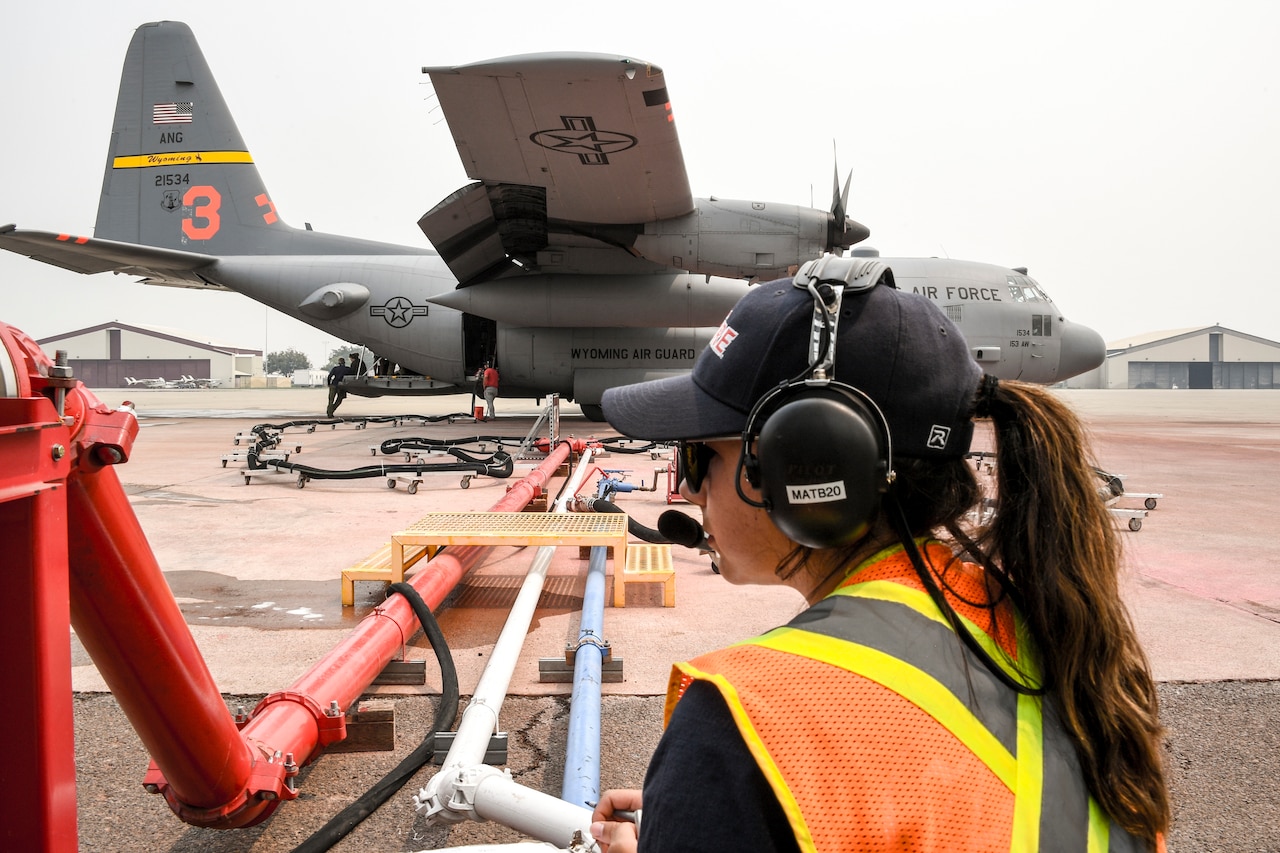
[677,438,737,493]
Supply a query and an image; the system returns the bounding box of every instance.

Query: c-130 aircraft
[0,21,1104,419]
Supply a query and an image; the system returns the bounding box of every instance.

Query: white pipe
[411,846,565,853]
[472,769,599,849]
[418,450,597,830]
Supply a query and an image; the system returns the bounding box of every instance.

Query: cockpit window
[1007,273,1051,304]
[1027,276,1052,303]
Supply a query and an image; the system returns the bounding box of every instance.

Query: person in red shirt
[591,258,1168,852]
[481,362,500,420]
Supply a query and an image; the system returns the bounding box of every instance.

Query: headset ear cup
[755,388,889,549]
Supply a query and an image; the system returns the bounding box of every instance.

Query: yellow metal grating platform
[390,513,629,599]
[397,512,628,540]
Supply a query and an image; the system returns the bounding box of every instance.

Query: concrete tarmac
[60,387,1280,851]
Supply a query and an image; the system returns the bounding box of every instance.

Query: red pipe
[67,463,266,824]
[131,435,578,826]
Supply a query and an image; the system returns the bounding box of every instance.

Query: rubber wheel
[297,475,307,489]
[460,477,470,489]
[244,476,251,485]
[408,483,418,495]
[222,460,227,467]
[1145,498,1158,510]
[1128,518,1142,531]
[388,479,396,489]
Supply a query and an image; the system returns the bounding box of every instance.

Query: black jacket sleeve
[637,680,800,853]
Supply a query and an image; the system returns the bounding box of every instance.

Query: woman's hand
[590,788,642,853]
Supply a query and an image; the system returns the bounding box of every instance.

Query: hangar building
[37,321,262,389]
[1088,325,1280,389]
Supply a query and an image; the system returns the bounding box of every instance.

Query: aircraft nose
[1058,320,1106,380]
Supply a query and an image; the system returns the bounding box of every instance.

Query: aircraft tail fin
[95,21,296,254]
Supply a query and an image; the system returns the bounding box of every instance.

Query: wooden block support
[341,542,433,606]
[614,543,675,608]
[326,699,395,754]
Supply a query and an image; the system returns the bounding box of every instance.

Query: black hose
[593,437,664,455]
[248,448,515,480]
[253,414,470,432]
[380,434,527,455]
[591,497,672,544]
[290,582,460,853]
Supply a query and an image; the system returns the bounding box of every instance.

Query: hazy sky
[2,1,1277,365]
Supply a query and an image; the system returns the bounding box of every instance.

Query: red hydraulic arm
[0,318,585,838]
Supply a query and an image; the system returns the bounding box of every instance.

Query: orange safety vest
[665,541,1148,852]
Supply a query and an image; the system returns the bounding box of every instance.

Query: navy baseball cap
[602,263,981,458]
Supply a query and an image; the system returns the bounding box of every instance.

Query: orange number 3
[182,185,222,240]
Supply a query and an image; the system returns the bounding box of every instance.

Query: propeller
[826,146,871,254]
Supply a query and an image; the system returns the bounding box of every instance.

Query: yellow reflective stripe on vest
[832,579,1040,690]
[1013,692,1045,852]
[751,627,1020,790]
[672,660,819,853]
[1087,797,1110,853]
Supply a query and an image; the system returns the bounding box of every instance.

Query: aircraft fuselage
[204,248,1102,402]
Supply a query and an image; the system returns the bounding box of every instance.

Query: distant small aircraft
[124,376,167,389]
[0,22,1103,419]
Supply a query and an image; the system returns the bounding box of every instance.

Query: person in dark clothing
[325,356,350,417]
[589,258,1168,852]
[348,352,367,378]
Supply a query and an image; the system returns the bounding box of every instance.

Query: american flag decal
[153,102,194,124]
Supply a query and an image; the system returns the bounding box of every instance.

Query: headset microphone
[658,510,707,549]
[657,510,719,574]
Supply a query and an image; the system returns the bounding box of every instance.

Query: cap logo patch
[709,320,739,358]
[927,425,952,450]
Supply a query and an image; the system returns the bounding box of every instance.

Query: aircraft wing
[0,225,224,289]
[421,53,693,283]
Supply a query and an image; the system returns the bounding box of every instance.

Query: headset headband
[792,255,891,384]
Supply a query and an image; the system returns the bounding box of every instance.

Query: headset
[736,256,897,549]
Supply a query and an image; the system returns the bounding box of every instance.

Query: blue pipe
[561,544,609,808]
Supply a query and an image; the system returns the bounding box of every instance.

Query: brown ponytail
[974,379,1169,844]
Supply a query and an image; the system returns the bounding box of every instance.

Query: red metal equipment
[1,322,135,852]
[0,319,585,843]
